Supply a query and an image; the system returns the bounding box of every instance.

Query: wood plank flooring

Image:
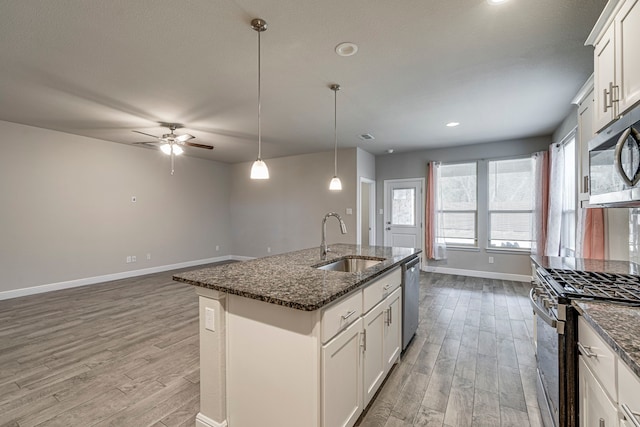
[0,266,541,427]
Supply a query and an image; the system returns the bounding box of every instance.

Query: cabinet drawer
[363,268,401,314]
[578,316,617,402]
[322,290,363,343]
[618,359,640,426]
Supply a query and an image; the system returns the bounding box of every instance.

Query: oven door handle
[529,289,558,330]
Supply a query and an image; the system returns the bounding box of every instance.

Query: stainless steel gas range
[530,263,640,427]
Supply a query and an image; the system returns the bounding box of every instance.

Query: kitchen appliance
[531,267,640,427]
[402,256,420,351]
[588,103,640,207]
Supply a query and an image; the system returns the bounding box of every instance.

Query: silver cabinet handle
[600,418,605,427]
[604,87,610,112]
[361,329,367,352]
[341,310,356,320]
[622,404,640,427]
[389,306,392,325]
[577,342,597,358]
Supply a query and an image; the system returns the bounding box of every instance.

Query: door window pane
[392,188,415,225]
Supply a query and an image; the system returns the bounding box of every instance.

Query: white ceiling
[0,0,607,163]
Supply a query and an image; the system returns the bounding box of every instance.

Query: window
[561,138,576,256]
[488,158,534,249]
[437,162,477,246]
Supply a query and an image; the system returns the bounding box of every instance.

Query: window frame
[486,156,535,252]
[436,161,479,248]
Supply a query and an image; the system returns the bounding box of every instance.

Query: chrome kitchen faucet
[320,212,347,260]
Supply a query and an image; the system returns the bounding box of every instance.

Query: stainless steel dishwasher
[402,256,420,351]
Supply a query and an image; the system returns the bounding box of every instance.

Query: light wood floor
[0,267,541,427]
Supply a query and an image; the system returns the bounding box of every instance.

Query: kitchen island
[173,244,421,427]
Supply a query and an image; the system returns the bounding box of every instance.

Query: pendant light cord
[334,87,338,176]
[257,29,262,160]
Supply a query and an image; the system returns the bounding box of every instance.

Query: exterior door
[384,179,423,249]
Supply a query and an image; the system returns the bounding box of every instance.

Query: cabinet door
[383,288,402,370]
[578,90,594,198]
[362,301,386,407]
[618,359,640,427]
[322,318,363,427]
[616,0,640,113]
[578,356,618,427]
[594,24,617,132]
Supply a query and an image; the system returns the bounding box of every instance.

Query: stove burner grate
[546,268,640,303]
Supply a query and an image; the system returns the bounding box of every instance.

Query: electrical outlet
[205,307,215,331]
[146,253,151,260]
[488,256,494,264]
[267,247,271,253]
[131,255,136,263]
[346,208,353,215]
[216,245,220,251]
[126,256,132,263]
[379,209,384,215]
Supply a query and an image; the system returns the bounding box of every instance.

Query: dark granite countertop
[573,300,640,378]
[173,244,421,311]
[531,255,640,275]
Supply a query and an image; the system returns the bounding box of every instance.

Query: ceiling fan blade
[131,141,157,145]
[175,133,195,143]
[184,142,214,150]
[132,130,160,139]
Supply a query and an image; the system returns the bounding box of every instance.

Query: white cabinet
[591,0,640,132]
[577,86,595,200]
[362,287,402,407]
[579,356,619,427]
[322,318,364,427]
[594,23,617,132]
[618,359,640,427]
[616,0,640,114]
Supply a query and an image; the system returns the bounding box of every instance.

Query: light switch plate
[346,208,353,215]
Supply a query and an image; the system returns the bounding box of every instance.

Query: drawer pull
[383,284,391,291]
[341,310,356,321]
[599,418,604,427]
[577,342,597,359]
[622,404,640,427]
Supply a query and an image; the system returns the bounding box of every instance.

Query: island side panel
[227,294,321,427]
[196,288,228,427]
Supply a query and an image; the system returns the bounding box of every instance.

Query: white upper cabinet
[590,0,640,132]
[616,0,640,114]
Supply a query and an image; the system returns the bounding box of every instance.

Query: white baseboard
[0,255,248,301]
[196,412,227,427]
[230,255,255,261]
[423,266,532,283]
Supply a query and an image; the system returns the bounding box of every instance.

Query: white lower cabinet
[579,356,618,427]
[362,287,402,407]
[322,318,364,427]
[618,359,640,427]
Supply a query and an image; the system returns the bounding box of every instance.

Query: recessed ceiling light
[386,149,394,154]
[335,42,358,57]
[487,0,509,4]
[446,122,460,127]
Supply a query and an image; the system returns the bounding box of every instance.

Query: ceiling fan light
[329,176,342,191]
[172,145,184,155]
[160,144,172,155]
[250,159,270,179]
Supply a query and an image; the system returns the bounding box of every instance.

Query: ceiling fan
[132,123,213,175]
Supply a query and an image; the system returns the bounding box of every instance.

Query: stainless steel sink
[314,256,386,273]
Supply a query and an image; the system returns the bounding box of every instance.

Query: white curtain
[426,161,447,260]
[545,143,564,256]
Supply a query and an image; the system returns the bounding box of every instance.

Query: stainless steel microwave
[589,104,640,207]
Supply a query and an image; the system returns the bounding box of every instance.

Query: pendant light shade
[329,84,342,191]
[250,18,269,180]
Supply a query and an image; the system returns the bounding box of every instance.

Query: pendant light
[250,18,269,180]
[329,84,342,191]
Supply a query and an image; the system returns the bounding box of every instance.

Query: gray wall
[0,120,232,294]
[375,136,551,276]
[229,148,358,257]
